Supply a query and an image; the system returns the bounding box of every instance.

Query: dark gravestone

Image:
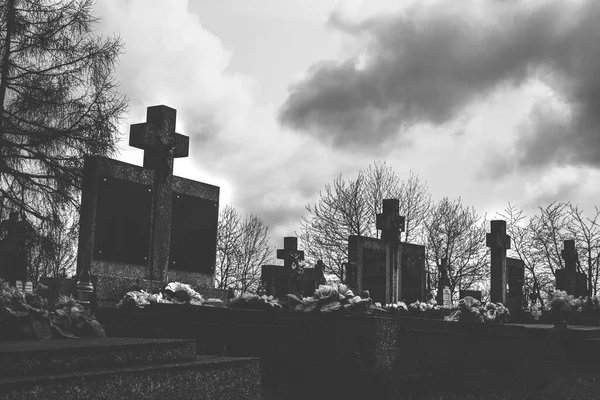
[261,237,305,302]
[363,247,387,305]
[0,212,31,284]
[436,258,451,305]
[348,236,388,305]
[277,236,305,296]
[169,193,218,274]
[399,242,426,304]
[94,177,152,265]
[459,290,482,302]
[506,257,525,312]
[486,220,511,304]
[299,260,327,296]
[556,239,588,297]
[77,105,220,306]
[375,199,405,304]
[261,264,290,300]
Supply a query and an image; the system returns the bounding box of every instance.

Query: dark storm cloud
[278,0,600,167]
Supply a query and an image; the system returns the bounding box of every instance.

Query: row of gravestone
[0,104,590,310]
[259,219,588,313]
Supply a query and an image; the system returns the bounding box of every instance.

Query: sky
[94,0,600,250]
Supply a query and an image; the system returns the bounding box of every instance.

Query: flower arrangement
[117,282,223,309]
[228,293,282,310]
[444,296,510,324]
[408,299,442,315]
[288,283,373,313]
[544,290,600,314]
[382,301,410,315]
[0,279,105,341]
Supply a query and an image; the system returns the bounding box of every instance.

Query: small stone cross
[276,237,304,270]
[561,240,578,272]
[376,199,405,242]
[130,105,189,179]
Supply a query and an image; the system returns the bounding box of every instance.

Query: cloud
[279,0,600,168]
[93,0,358,245]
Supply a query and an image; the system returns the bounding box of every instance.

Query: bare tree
[566,204,600,296]
[530,202,570,275]
[425,197,489,300]
[398,171,431,243]
[299,162,432,282]
[215,205,274,293]
[299,173,369,281]
[497,203,554,308]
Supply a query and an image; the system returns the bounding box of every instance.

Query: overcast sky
[94,0,600,249]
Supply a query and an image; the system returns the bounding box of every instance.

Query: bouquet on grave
[227,293,282,310]
[383,301,410,316]
[288,284,376,314]
[0,279,105,340]
[117,282,223,309]
[544,290,600,314]
[407,299,442,317]
[443,296,510,324]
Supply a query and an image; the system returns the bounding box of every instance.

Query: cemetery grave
[4,106,600,398]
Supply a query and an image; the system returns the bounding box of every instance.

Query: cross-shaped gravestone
[376,199,405,303]
[129,106,190,281]
[561,239,578,272]
[486,220,511,304]
[276,237,304,270]
[129,105,189,179]
[376,199,405,242]
[77,105,220,306]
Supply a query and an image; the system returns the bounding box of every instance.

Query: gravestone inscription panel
[94,176,152,266]
[506,257,525,312]
[348,235,390,305]
[362,247,387,305]
[169,192,218,274]
[399,242,426,303]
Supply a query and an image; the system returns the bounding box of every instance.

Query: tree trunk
[0,0,16,178]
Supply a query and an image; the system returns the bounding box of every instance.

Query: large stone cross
[376,199,405,242]
[130,105,189,179]
[486,220,511,304]
[276,237,304,270]
[129,105,189,281]
[561,239,578,272]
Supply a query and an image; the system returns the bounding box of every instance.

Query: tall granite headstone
[77,105,220,306]
[486,220,511,304]
[556,239,587,297]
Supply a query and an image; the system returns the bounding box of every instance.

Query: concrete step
[0,355,261,400]
[0,337,196,378]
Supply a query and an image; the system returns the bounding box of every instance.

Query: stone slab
[0,337,196,378]
[0,355,261,400]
